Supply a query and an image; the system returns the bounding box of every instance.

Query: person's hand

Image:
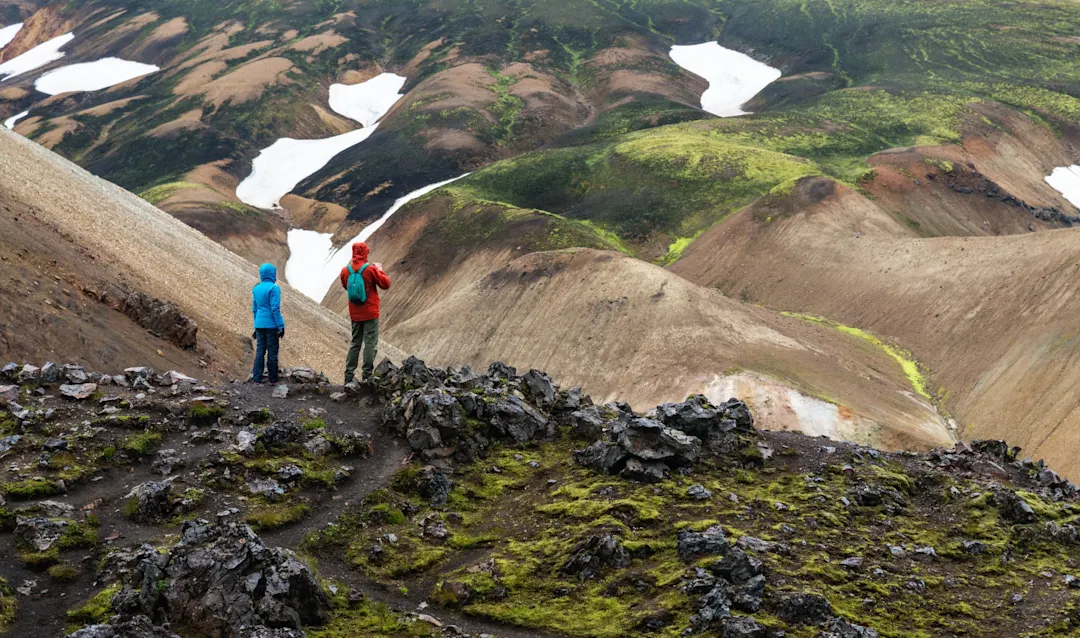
[374,262,383,271]
[278,328,285,339]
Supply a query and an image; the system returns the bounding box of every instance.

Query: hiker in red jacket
[340,242,391,383]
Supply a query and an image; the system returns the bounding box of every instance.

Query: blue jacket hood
[259,263,277,282]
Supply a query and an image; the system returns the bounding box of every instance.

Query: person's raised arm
[373,263,391,290]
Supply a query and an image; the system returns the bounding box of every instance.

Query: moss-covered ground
[307,432,1080,637]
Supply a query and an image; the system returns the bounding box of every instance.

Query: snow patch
[1045,165,1080,209]
[4,110,28,129]
[237,126,379,210]
[0,23,23,51]
[34,58,159,95]
[237,72,407,210]
[0,32,73,81]
[284,174,469,302]
[669,42,781,117]
[329,73,407,126]
[285,229,336,301]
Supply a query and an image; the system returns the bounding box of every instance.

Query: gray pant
[345,319,379,382]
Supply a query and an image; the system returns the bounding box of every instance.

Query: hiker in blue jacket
[251,263,285,384]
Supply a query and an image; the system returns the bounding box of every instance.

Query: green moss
[251,408,273,424]
[58,522,98,550]
[20,548,59,568]
[47,563,80,582]
[66,583,120,625]
[369,503,407,526]
[782,311,933,400]
[1,477,62,500]
[303,418,328,432]
[246,502,312,531]
[189,402,225,426]
[138,181,206,206]
[121,431,161,457]
[308,598,439,637]
[0,578,14,631]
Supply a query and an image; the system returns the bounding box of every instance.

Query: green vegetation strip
[782,311,931,400]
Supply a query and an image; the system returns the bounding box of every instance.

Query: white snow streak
[0,32,74,81]
[4,110,28,129]
[669,42,781,117]
[34,58,159,95]
[236,72,407,210]
[0,23,23,51]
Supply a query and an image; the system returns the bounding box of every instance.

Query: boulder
[776,592,835,626]
[692,584,732,629]
[152,450,183,477]
[688,484,712,500]
[569,406,607,439]
[257,423,303,451]
[158,371,197,387]
[561,534,631,579]
[62,364,88,384]
[18,364,41,383]
[722,616,768,638]
[620,457,668,483]
[124,367,154,382]
[734,574,766,613]
[654,395,730,440]
[616,418,701,465]
[522,370,557,409]
[486,361,517,380]
[66,615,181,638]
[40,362,60,384]
[15,516,70,551]
[124,482,173,523]
[1,363,20,380]
[995,489,1036,524]
[678,526,729,560]
[712,548,763,585]
[822,618,880,638]
[418,466,453,506]
[60,383,98,400]
[0,385,17,405]
[573,441,628,475]
[489,395,549,443]
[114,521,329,637]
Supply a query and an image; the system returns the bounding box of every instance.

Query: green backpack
[346,263,371,303]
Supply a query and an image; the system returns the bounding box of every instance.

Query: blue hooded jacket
[252,263,285,330]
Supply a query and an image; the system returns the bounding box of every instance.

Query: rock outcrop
[109,521,330,638]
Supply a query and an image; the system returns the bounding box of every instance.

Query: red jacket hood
[350,242,369,268]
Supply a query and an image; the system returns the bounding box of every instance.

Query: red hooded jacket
[339,242,391,322]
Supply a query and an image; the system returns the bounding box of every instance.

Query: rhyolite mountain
[4,3,1080,482]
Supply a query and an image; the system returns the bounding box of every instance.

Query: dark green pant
[345,319,379,383]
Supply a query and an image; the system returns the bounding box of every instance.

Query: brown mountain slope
[384,247,955,452]
[671,175,1080,478]
[0,127,402,379]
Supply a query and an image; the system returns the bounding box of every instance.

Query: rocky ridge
[1,356,1080,636]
